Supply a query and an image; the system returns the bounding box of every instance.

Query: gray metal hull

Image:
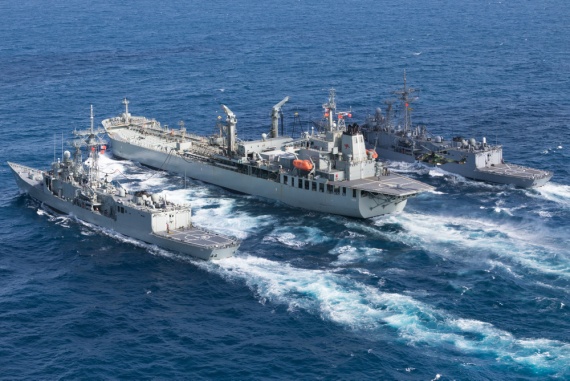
[109,137,409,218]
[369,135,552,188]
[9,163,237,260]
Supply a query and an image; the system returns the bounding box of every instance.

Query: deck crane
[270,96,290,138]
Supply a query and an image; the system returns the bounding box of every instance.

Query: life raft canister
[293,159,313,171]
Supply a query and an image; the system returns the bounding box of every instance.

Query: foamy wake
[263,226,331,248]
[528,183,570,209]
[371,212,570,281]
[194,255,570,376]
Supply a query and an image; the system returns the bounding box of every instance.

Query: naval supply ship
[8,107,240,261]
[362,73,553,188]
[103,93,433,219]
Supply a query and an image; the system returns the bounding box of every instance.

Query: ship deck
[110,127,219,156]
[330,173,434,197]
[153,227,239,249]
[477,163,552,180]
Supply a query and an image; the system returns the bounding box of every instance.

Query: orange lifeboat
[293,159,313,171]
[366,149,378,159]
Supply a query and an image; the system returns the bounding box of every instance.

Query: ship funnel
[221,104,237,154]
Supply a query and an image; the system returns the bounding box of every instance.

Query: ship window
[353,189,357,198]
[305,180,309,190]
[283,175,288,185]
[312,182,317,191]
[298,178,302,188]
[327,184,333,193]
[319,183,324,192]
[342,187,346,196]
[334,186,340,194]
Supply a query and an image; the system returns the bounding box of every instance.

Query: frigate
[8,107,240,260]
[102,92,433,219]
[362,73,553,188]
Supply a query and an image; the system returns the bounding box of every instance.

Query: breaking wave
[195,255,570,376]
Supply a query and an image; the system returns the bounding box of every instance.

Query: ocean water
[1,0,569,379]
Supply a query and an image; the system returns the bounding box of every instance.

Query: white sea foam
[330,244,384,265]
[196,255,570,374]
[373,211,570,280]
[428,168,445,177]
[529,183,570,209]
[263,226,331,248]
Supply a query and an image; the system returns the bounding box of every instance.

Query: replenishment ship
[8,107,240,260]
[362,73,552,188]
[103,92,433,219]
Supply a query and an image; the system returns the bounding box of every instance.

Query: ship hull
[108,136,409,218]
[8,163,236,260]
[369,134,552,188]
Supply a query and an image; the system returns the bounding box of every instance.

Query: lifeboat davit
[366,149,378,159]
[293,159,313,171]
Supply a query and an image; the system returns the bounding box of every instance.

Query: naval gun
[270,96,290,138]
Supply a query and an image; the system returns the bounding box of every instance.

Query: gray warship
[362,73,553,188]
[102,92,433,219]
[8,107,240,261]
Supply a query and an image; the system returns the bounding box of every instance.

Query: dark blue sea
[1,1,569,379]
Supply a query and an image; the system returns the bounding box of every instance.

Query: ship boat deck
[153,227,238,249]
[477,163,551,180]
[330,173,434,196]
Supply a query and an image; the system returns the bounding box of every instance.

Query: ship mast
[88,105,99,184]
[122,98,130,123]
[71,105,107,187]
[394,70,416,133]
[323,89,337,132]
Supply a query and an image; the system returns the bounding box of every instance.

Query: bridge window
[305,180,310,190]
[319,183,324,192]
[327,184,333,193]
[312,182,317,191]
[342,187,346,196]
[353,189,357,198]
[298,178,302,188]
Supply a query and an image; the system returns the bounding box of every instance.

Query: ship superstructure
[8,106,239,260]
[362,73,552,188]
[103,93,433,219]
